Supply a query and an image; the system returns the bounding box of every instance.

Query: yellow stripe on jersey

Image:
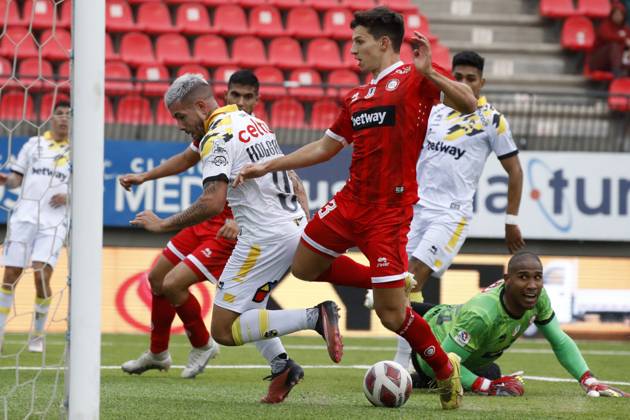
[234,245,262,283]
[223,293,236,303]
[203,104,239,132]
[231,317,244,346]
[445,217,467,253]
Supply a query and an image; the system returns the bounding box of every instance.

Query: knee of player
[147,269,166,294]
[212,325,236,346]
[290,265,318,282]
[161,271,183,297]
[374,305,406,332]
[2,267,23,285]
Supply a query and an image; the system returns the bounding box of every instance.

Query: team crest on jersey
[455,330,471,346]
[365,86,376,99]
[350,92,360,103]
[395,66,412,75]
[386,79,400,91]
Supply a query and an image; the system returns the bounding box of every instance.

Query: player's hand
[0,173,8,185]
[472,374,525,396]
[49,193,67,208]
[119,173,146,191]
[130,210,167,233]
[411,31,432,76]
[217,218,239,240]
[363,290,374,310]
[233,163,268,187]
[580,371,629,397]
[505,224,525,254]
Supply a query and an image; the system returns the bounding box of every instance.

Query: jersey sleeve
[539,316,589,381]
[447,312,489,354]
[189,138,200,153]
[534,288,555,325]
[200,116,235,185]
[488,110,518,160]
[10,137,35,175]
[325,94,353,146]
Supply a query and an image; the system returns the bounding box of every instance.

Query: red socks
[397,306,452,380]
[150,294,176,354]
[175,293,210,348]
[314,255,372,289]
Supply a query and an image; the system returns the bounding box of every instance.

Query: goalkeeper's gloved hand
[580,371,629,397]
[472,373,525,396]
[363,290,374,310]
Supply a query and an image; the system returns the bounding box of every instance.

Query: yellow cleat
[437,353,463,410]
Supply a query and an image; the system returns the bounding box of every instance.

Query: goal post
[68,0,105,418]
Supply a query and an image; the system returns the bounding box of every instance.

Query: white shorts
[406,205,470,277]
[214,221,305,314]
[1,221,66,268]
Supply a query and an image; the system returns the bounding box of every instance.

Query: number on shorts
[272,171,299,212]
[318,199,337,219]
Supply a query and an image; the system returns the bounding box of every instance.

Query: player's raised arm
[119,147,200,191]
[500,155,525,253]
[412,32,477,114]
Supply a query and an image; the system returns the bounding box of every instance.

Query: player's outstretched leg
[29,262,53,353]
[257,338,304,404]
[313,301,343,363]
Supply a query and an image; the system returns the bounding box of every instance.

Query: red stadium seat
[117,95,153,124]
[176,64,211,81]
[540,0,575,18]
[341,0,375,10]
[608,77,630,111]
[378,0,418,12]
[254,66,287,99]
[0,90,35,121]
[306,0,341,11]
[342,41,359,70]
[156,34,192,66]
[577,0,611,18]
[288,69,324,99]
[323,8,353,39]
[432,43,452,70]
[400,42,414,63]
[120,32,156,67]
[214,4,250,36]
[137,2,177,34]
[39,92,70,121]
[268,37,305,69]
[583,57,614,81]
[17,57,54,92]
[41,29,72,62]
[59,0,72,28]
[23,0,56,30]
[128,0,165,3]
[193,35,230,66]
[250,5,284,38]
[0,57,12,87]
[253,101,268,121]
[561,16,595,51]
[106,33,119,61]
[269,0,304,9]
[106,0,136,32]
[136,64,170,97]
[213,65,240,96]
[201,0,235,4]
[175,3,213,35]
[232,36,267,67]
[105,61,135,95]
[404,12,437,43]
[287,7,323,39]
[271,98,305,128]
[306,38,344,70]
[0,1,24,27]
[326,68,359,98]
[1,27,39,59]
[235,0,267,7]
[156,100,176,126]
[311,99,339,129]
[57,60,71,92]
[103,96,115,123]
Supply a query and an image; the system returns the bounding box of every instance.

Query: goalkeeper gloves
[580,371,629,397]
[472,373,525,396]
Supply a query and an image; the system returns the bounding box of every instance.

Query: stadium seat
[0,90,35,121]
[106,0,136,32]
[176,64,211,81]
[57,60,71,92]
[175,3,214,35]
[213,65,240,96]
[561,16,595,51]
[323,8,354,39]
[17,57,54,92]
[577,0,611,18]
[22,0,56,30]
[306,0,341,11]
[104,96,115,123]
[583,57,614,81]
[539,0,575,18]
[269,0,304,9]
[59,0,72,28]
[0,1,24,27]
[106,33,119,61]
[136,64,170,97]
[342,41,359,69]
[608,77,630,111]
[128,0,166,3]
[378,0,418,13]
[341,0,376,10]
[156,100,176,126]
[156,33,192,66]
[235,0,267,7]
[306,38,344,70]
[268,37,305,69]
[214,4,250,37]
[404,12,437,43]
[120,32,156,67]
[105,61,135,95]
[288,68,325,100]
[253,101,268,122]
[232,36,267,67]
[117,95,153,124]
[193,35,231,66]
[399,42,415,63]
[311,99,340,129]
[432,43,452,70]
[41,29,72,62]
[0,57,12,87]
[250,5,285,38]
[137,2,178,34]
[1,27,39,59]
[271,98,305,128]
[287,7,323,39]
[39,92,70,121]
[254,66,287,99]
[326,68,359,98]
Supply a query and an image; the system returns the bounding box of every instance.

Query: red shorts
[301,194,412,288]
[162,225,236,283]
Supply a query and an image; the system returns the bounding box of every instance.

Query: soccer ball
[362,360,413,408]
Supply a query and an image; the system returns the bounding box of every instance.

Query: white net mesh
[0,1,71,418]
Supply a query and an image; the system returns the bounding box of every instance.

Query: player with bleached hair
[409,252,629,398]
[131,73,343,403]
[0,101,71,353]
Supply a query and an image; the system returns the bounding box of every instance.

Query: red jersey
[327,61,448,207]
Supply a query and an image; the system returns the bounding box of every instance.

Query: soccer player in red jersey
[235,7,477,409]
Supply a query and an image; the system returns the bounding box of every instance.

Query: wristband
[505,214,518,225]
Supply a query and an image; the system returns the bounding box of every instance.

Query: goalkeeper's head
[503,251,543,313]
[164,73,218,141]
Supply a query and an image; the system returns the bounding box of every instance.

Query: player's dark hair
[507,251,542,273]
[54,100,71,111]
[228,69,259,93]
[452,51,485,74]
[351,7,404,53]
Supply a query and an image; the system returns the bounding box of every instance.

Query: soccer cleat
[181,339,219,379]
[314,301,343,363]
[121,351,172,375]
[437,352,463,410]
[28,335,44,353]
[261,359,304,404]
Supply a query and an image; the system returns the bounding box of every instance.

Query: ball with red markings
[362,360,413,408]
